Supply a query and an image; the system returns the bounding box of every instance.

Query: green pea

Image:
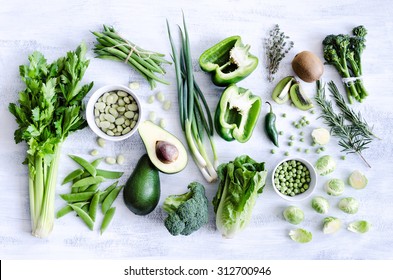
[288,142,293,146]
[299,131,304,136]
[341,155,346,160]
[69,155,97,177]
[290,135,295,140]
[69,204,94,230]
[282,113,287,118]
[100,207,116,235]
[279,131,284,135]
[102,185,123,214]
[285,152,290,156]
[62,169,84,185]
[299,138,304,142]
[271,149,276,154]
[60,191,96,203]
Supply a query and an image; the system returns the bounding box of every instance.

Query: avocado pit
[156,141,179,164]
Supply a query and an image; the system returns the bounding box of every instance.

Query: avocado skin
[123,154,160,215]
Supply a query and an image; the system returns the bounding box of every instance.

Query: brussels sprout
[289,228,312,243]
[315,155,336,176]
[347,220,371,233]
[338,197,359,214]
[311,128,330,145]
[311,196,330,214]
[348,170,368,189]
[324,178,345,196]
[283,206,304,225]
[322,216,342,234]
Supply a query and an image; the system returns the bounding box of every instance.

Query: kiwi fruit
[292,51,324,82]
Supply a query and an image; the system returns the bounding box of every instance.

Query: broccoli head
[163,182,209,236]
[353,25,367,38]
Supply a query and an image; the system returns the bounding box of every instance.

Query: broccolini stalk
[9,43,93,238]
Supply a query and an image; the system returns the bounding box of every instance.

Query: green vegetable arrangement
[163,182,209,236]
[8,43,93,238]
[167,15,219,182]
[92,25,171,89]
[213,155,267,238]
[322,26,368,103]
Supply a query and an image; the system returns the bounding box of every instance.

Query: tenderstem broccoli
[322,25,368,103]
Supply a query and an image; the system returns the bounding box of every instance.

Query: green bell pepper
[199,36,258,86]
[214,84,261,143]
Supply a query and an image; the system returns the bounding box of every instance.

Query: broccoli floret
[163,182,208,236]
[353,25,367,38]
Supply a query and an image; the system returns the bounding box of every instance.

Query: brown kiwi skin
[292,51,324,83]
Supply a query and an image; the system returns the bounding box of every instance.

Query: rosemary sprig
[328,81,380,140]
[264,24,294,82]
[315,80,372,167]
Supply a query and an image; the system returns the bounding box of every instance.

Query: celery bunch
[8,43,93,238]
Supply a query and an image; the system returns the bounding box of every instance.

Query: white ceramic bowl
[271,157,317,202]
[86,84,142,141]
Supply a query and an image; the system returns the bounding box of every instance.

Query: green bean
[60,191,96,203]
[56,202,88,218]
[62,169,84,185]
[100,207,116,235]
[99,181,118,203]
[89,191,101,222]
[71,176,105,190]
[69,204,94,230]
[102,185,123,214]
[69,155,97,177]
[96,169,123,179]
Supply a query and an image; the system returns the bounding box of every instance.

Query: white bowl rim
[271,157,317,202]
[86,84,142,141]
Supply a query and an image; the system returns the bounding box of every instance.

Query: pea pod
[100,207,116,235]
[56,202,88,218]
[96,169,124,179]
[62,169,84,185]
[89,191,101,222]
[69,204,94,230]
[71,176,105,190]
[69,155,97,177]
[264,101,279,147]
[102,185,123,214]
[91,158,103,168]
[85,184,99,193]
[60,191,96,203]
[99,181,118,203]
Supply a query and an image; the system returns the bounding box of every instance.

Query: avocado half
[138,121,188,174]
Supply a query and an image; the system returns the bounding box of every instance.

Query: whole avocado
[123,154,160,215]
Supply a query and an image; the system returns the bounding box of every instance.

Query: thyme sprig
[264,24,294,82]
[315,80,373,168]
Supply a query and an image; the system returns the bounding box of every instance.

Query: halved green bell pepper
[199,36,258,86]
[214,84,261,143]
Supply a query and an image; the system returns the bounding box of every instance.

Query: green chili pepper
[214,84,261,143]
[199,36,258,86]
[264,101,279,147]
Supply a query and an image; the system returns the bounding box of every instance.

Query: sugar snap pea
[102,185,123,214]
[56,202,88,218]
[62,169,84,185]
[69,204,94,230]
[91,158,103,168]
[85,184,99,192]
[60,191,96,203]
[71,176,105,190]
[100,207,116,235]
[69,155,97,177]
[99,181,118,203]
[96,169,124,179]
[89,191,101,222]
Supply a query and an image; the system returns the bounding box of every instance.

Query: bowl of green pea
[272,157,317,201]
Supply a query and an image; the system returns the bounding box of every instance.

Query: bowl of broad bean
[86,84,142,141]
[271,157,317,201]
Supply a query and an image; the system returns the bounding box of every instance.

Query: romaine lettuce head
[213,155,267,238]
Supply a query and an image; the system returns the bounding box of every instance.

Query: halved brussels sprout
[324,178,345,196]
[348,220,371,233]
[311,128,330,145]
[289,228,312,243]
[311,196,330,214]
[338,197,359,214]
[348,170,368,189]
[315,155,336,176]
[283,206,304,225]
[323,216,342,234]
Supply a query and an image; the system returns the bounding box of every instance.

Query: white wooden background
[1,0,392,260]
